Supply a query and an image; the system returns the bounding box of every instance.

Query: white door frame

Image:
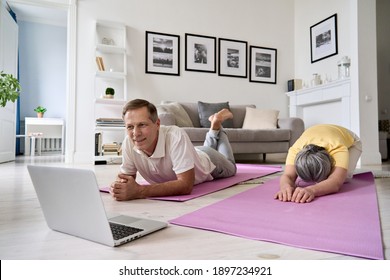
[7,0,77,163]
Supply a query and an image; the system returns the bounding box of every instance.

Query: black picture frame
[218,38,247,78]
[249,46,277,84]
[310,14,338,63]
[185,33,216,73]
[145,31,180,76]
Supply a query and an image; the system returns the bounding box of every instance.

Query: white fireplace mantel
[286,78,351,129]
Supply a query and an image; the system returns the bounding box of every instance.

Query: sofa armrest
[158,112,176,126]
[277,117,305,146]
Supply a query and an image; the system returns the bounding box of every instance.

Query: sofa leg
[263,153,266,161]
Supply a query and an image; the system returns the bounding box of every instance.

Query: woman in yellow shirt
[275,124,362,203]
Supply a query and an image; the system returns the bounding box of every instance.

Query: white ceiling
[7,1,67,27]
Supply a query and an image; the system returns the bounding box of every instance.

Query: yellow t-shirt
[286,124,355,169]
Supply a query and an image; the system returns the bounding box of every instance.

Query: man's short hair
[122,99,158,122]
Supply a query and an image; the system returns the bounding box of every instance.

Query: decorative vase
[311,74,322,86]
[337,56,351,79]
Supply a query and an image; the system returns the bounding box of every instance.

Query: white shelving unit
[94,20,127,164]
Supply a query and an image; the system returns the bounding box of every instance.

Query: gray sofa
[157,102,304,161]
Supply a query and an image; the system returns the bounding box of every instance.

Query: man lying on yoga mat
[109,99,237,201]
[275,124,362,203]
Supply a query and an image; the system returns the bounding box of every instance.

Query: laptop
[27,165,167,247]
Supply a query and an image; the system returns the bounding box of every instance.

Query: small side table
[24,117,65,155]
[16,133,44,156]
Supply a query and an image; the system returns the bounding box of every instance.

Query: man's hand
[110,169,195,201]
[110,173,141,201]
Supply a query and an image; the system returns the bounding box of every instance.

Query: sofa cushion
[198,101,234,128]
[178,102,202,127]
[182,127,291,142]
[158,112,176,126]
[157,102,194,127]
[242,107,280,129]
[225,128,290,142]
[229,104,256,128]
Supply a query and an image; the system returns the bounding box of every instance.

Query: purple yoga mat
[150,164,281,201]
[100,164,282,202]
[170,172,384,259]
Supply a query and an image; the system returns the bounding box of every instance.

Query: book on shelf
[102,151,119,156]
[95,133,102,156]
[96,118,123,122]
[102,142,121,156]
[96,118,124,127]
[102,142,120,148]
[103,143,120,149]
[96,123,125,127]
[103,148,120,153]
[95,56,105,71]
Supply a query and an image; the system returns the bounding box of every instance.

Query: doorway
[7,0,74,160]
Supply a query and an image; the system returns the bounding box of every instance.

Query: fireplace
[286,79,351,130]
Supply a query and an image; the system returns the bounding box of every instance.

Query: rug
[170,172,384,259]
[100,164,282,202]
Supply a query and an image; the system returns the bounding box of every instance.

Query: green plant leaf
[34,106,47,113]
[0,71,21,107]
[105,87,115,95]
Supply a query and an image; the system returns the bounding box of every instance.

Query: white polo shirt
[120,125,215,185]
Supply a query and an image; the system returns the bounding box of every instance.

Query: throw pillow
[198,101,234,128]
[157,102,194,127]
[242,107,280,129]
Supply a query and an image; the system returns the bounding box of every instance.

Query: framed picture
[185,33,216,73]
[310,14,338,63]
[145,31,180,76]
[218,38,247,78]
[249,46,277,84]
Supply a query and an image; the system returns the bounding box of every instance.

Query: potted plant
[0,71,21,107]
[34,106,47,118]
[104,87,115,99]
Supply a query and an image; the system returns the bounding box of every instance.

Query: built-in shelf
[93,20,127,164]
[95,126,124,132]
[94,98,126,105]
[95,71,126,79]
[96,43,126,54]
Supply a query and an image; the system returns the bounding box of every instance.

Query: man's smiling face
[124,106,160,156]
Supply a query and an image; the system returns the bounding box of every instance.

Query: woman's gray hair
[295,144,334,182]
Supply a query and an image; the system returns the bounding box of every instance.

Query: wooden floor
[0,153,389,260]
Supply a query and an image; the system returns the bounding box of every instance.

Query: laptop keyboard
[109,222,144,240]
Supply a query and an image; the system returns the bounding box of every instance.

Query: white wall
[352,0,381,165]
[18,21,67,120]
[294,0,351,82]
[74,0,296,163]
[72,0,382,165]
[377,0,390,120]
[294,0,381,165]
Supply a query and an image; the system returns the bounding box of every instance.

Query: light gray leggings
[196,129,237,179]
[346,130,363,178]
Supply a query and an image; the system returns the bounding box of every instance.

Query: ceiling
[7,1,67,27]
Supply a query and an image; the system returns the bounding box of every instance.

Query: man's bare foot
[209,109,233,130]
